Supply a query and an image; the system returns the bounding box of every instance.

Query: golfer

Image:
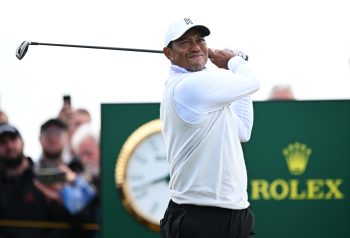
[160,18,259,238]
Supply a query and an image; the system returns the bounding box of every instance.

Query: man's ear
[163,47,172,60]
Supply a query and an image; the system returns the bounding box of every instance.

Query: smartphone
[35,167,66,184]
[63,95,71,106]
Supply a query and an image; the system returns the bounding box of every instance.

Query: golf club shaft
[30,42,163,54]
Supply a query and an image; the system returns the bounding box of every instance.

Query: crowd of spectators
[0,101,100,238]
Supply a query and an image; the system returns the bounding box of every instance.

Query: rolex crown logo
[283,142,312,175]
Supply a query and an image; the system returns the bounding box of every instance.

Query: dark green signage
[244,100,350,237]
[101,100,350,238]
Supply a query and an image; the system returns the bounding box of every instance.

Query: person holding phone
[160,18,259,238]
[35,118,98,238]
[57,95,92,163]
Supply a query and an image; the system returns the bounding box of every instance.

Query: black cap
[0,123,21,138]
[40,118,68,133]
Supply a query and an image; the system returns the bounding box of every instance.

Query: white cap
[163,18,210,47]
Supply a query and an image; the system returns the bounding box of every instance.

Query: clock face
[115,119,170,231]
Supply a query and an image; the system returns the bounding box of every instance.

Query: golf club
[16,41,248,61]
[16,41,163,60]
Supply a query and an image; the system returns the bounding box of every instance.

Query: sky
[1,0,349,159]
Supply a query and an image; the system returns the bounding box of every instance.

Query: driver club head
[16,41,30,60]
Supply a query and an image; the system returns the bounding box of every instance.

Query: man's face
[0,134,24,167]
[164,28,208,72]
[78,136,100,176]
[39,125,68,158]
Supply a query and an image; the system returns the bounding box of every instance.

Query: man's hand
[208,48,236,69]
[58,164,77,183]
[34,180,63,203]
[34,165,77,203]
[57,104,72,124]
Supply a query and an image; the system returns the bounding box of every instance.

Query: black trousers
[160,200,255,238]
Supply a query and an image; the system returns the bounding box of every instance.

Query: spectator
[58,103,92,163]
[35,118,76,238]
[68,109,91,141]
[37,119,99,238]
[65,123,100,238]
[38,118,69,168]
[71,123,100,178]
[269,84,295,100]
[0,123,51,238]
[57,102,92,141]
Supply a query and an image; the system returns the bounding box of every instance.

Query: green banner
[101,100,350,238]
[244,100,350,237]
[101,103,161,238]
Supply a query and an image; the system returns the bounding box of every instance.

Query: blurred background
[1,1,350,238]
[1,0,349,160]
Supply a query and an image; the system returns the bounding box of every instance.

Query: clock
[115,119,170,232]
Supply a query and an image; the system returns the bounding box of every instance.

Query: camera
[35,167,66,184]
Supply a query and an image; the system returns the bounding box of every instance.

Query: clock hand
[133,174,170,191]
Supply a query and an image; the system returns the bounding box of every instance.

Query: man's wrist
[228,56,246,72]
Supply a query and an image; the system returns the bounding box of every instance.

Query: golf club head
[16,41,30,60]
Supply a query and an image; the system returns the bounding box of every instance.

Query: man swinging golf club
[160,17,259,238]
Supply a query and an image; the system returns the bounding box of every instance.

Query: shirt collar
[169,64,207,75]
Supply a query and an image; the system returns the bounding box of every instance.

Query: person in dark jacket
[0,123,52,238]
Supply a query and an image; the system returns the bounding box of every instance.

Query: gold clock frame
[115,119,162,232]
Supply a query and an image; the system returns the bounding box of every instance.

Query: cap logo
[184,18,193,25]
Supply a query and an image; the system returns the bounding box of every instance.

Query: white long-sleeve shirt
[160,56,259,209]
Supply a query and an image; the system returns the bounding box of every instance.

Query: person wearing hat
[36,119,98,238]
[160,18,260,237]
[0,123,52,238]
[38,118,70,168]
[35,118,78,238]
